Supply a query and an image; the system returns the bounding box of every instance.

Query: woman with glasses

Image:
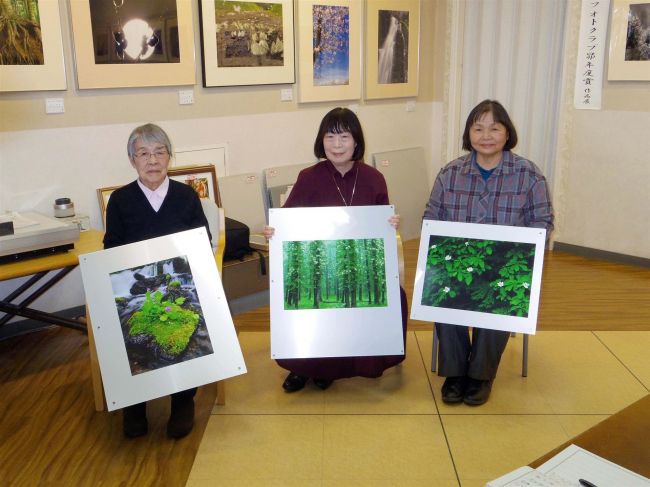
[264,107,407,393]
[104,123,210,439]
[424,100,553,406]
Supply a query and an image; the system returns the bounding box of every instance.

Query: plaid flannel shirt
[424,151,554,237]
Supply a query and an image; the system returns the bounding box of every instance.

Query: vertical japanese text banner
[574,0,611,109]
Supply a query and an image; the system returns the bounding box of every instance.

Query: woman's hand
[388,214,400,230]
[263,225,275,240]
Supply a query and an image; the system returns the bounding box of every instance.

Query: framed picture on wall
[198,0,295,87]
[69,0,195,89]
[0,0,67,92]
[411,221,547,335]
[97,164,220,221]
[364,0,420,99]
[297,0,362,102]
[608,0,650,80]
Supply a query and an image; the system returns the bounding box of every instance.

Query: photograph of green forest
[283,238,387,310]
[0,0,43,65]
[422,235,535,317]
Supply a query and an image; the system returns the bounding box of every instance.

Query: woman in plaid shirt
[424,100,554,406]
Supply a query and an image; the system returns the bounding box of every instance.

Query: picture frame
[297,0,362,102]
[269,205,403,359]
[364,0,420,99]
[68,0,195,89]
[80,228,246,411]
[97,164,220,222]
[608,0,650,80]
[410,221,547,335]
[198,0,296,87]
[0,0,67,92]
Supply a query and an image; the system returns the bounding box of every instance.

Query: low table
[530,394,650,477]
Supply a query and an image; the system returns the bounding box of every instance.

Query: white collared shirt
[137,176,170,212]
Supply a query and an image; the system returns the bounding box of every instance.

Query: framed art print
[269,205,403,359]
[364,0,420,99]
[608,0,650,80]
[69,0,195,89]
[411,221,547,335]
[198,0,295,87]
[0,0,66,92]
[97,164,220,222]
[297,0,362,102]
[80,228,246,411]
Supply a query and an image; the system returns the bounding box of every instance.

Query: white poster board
[80,228,246,411]
[411,221,546,335]
[269,206,403,359]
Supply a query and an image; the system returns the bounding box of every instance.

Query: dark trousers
[124,387,197,416]
[435,323,510,380]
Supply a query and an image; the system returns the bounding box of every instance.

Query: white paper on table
[537,444,650,486]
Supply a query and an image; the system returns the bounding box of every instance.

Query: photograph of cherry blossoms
[312,4,349,86]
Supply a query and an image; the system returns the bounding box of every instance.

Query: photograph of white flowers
[411,221,547,335]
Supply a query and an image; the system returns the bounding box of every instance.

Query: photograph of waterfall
[110,255,214,376]
[282,238,388,311]
[312,4,350,86]
[377,9,409,84]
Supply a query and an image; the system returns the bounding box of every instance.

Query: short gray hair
[127,123,173,159]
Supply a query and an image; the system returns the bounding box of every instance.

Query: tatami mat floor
[187,330,650,486]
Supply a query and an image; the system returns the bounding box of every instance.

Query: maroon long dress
[275,159,408,380]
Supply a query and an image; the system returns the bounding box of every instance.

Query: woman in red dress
[265,107,408,392]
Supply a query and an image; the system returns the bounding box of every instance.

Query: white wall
[0,102,441,314]
[552,0,650,259]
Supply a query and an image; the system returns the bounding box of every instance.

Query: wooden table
[0,229,104,331]
[530,394,650,477]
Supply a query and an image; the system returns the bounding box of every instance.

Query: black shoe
[463,378,492,406]
[123,403,148,438]
[441,376,467,404]
[167,396,195,439]
[282,372,308,392]
[313,378,334,390]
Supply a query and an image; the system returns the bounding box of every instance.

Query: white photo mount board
[80,228,246,411]
[174,144,227,178]
[217,173,267,236]
[411,220,547,335]
[372,147,431,241]
[263,163,313,211]
[269,205,403,359]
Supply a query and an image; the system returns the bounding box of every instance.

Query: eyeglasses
[134,149,169,161]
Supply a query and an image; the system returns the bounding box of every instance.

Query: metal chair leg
[522,334,529,377]
[431,326,438,372]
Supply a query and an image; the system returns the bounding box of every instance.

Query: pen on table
[579,479,598,487]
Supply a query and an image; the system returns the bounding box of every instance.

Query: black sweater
[103,179,210,249]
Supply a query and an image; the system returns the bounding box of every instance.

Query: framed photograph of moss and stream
[411,221,547,335]
[80,227,246,411]
[269,205,404,359]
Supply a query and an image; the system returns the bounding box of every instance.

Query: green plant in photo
[127,290,200,356]
[422,236,534,317]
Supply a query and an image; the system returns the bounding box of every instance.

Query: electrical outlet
[45,98,65,114]
[178,90,194,105]
[280,88,293,101]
